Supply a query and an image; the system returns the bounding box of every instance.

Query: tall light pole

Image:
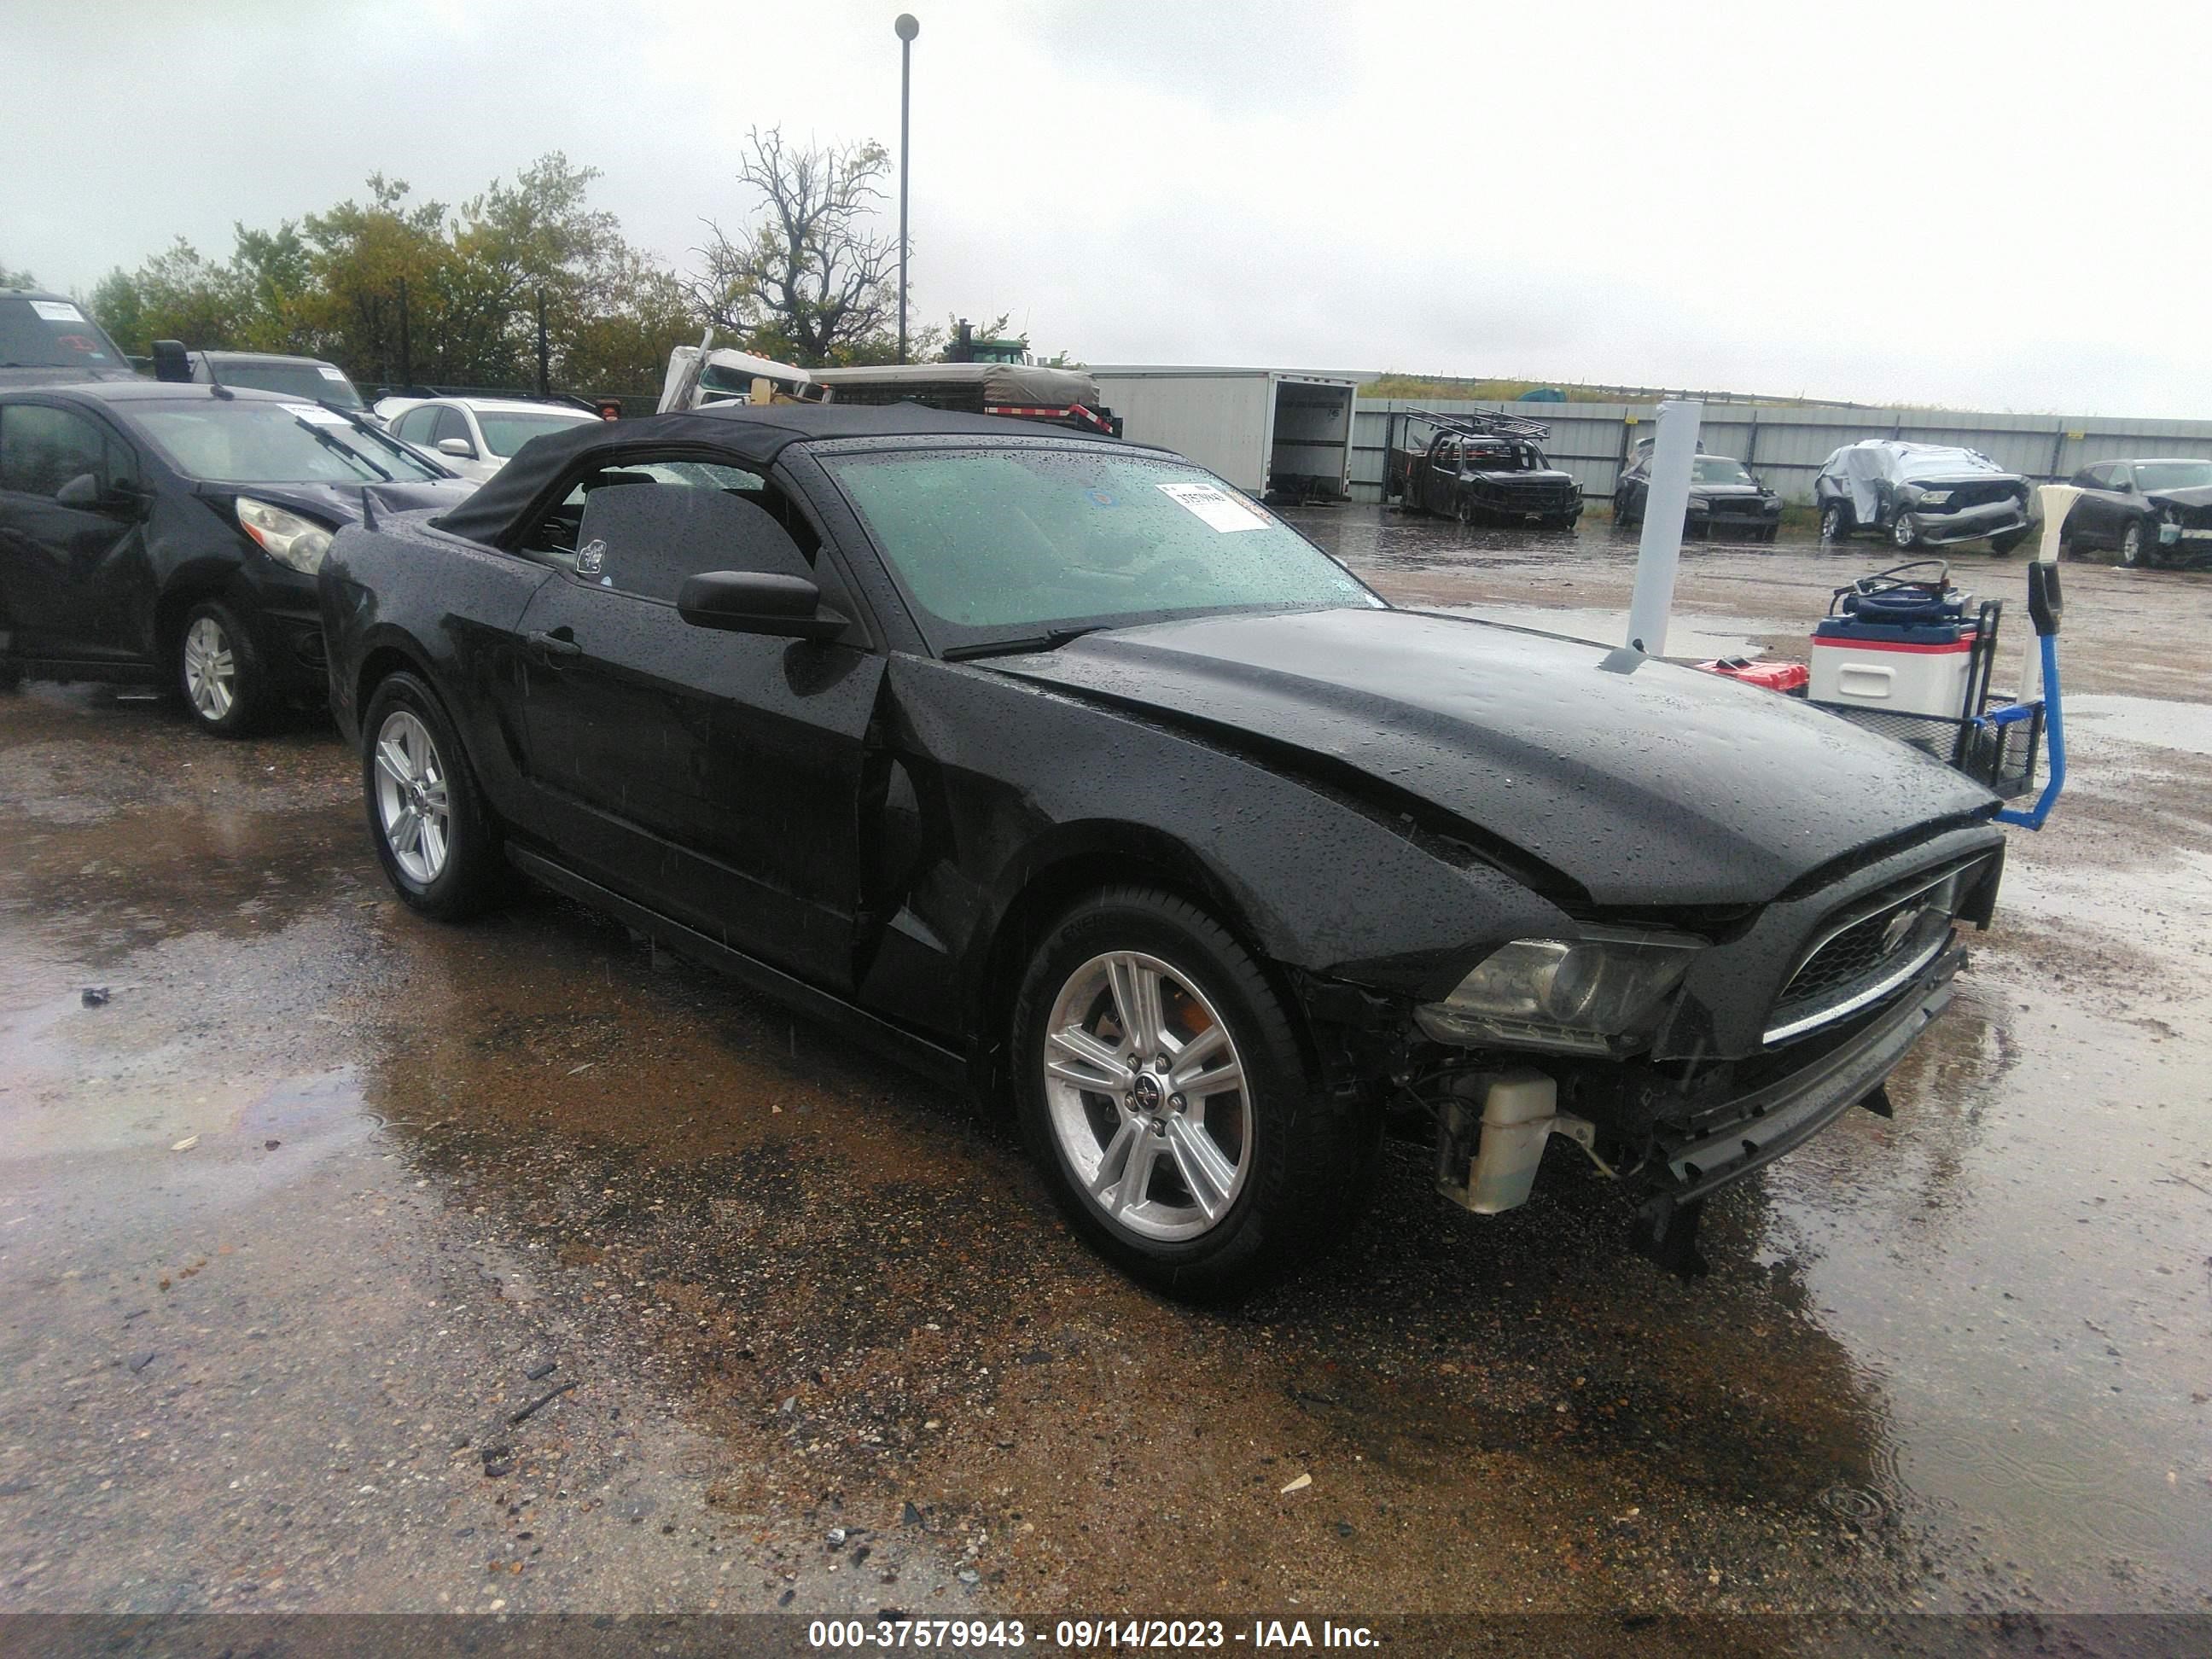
[895,12,918,364]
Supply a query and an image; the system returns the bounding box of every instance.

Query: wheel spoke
[1088,1118,1140,1197]
[1107,954,1167,1055]
[1185,1058,1244,1101]
[375,740,413,789]
[1167,1022,1229,1086]
[390,806,420,855]
[418,814,446,873]
[1164,1116,1237,1221]
[1046,1025,1131,1092]
[1110,1128,1163,1218]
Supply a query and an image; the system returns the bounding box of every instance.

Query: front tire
[1890,514,1921,550]
[2120,519,2152,567]
[1011,888,1364,1297]
[1988,527,2028,556]
[177,600,267,736]
[1819,503,1850,542]
[360,671,509,920]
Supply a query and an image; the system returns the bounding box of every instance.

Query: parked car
[179,349,368,411]
[375,397,602,483]
[1613,446,1782,540]
[1392,422,1583,527]
[1815,440,2031,552]
[0,288,137,390]
[320,402,2005,1294]
[0,383,471,728]
[2059,457,2212,568]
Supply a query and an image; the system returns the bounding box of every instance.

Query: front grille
[1766,860,1980,1044]
[1705,498,1763,519]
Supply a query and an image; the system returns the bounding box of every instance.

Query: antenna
[201,350,233,400]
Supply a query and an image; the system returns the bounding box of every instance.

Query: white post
[1625,399,1703,656]
[2021,484,2078,701]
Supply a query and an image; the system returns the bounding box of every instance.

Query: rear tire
[177,600,267,736]
[1011,887,1362,1298]
[360,671,510,921]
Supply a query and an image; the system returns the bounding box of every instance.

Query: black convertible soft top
[432,400,1101,546]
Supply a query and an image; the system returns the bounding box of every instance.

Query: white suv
[376,397,602,484]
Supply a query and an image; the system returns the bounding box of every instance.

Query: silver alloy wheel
[1041,949,1252,1243]
[1821,505,1845,540]
[2122,521,2145,565]
[372,708,452,885]
[1892,515,1918,549]
[182,615,236,722]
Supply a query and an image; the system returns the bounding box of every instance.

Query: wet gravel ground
[0,513,2206,1630]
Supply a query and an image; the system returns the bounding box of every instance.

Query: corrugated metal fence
[1349,399,2212,506]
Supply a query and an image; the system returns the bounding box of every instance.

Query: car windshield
[477,410,597,457]
[824,446,1382,646]
[0,297,129,370]
[131,400,447,484]
[1692,457,1755,485]
[2131,460,2212,492]
[207,358,364,409]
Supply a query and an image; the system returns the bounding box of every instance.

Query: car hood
[196,478,477,525]
[1686,483,1773,501]
[987,608,1995,908]
[2145,485,2212,510]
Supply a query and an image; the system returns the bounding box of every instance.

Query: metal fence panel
[1350,399,2212,505]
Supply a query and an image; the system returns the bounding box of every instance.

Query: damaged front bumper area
[1418,941,1965,1274]
[1629,945,1961,1270]
[1898,498,2029,546]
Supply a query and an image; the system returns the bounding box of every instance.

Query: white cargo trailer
[1086,367,1357,500]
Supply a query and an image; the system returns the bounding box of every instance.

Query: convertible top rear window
[823,447,1380,645]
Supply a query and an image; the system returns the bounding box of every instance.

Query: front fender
[879,657,1574,1011]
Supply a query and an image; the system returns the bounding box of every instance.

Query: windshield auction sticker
[281,403,351,425]
[1156,480,1268,533]
[29,300,85,322]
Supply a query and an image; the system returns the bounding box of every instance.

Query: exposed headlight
[1415,930,1703,1056]
[1912,489,1953,507]
[236,497,335,574]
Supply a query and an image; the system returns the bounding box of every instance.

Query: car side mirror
[436,437,476,458]
[55,473,102,508]
[678,570,847,642]
[150,340,192,382]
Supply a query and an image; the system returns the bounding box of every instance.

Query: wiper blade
[940,625,1111,662]
[288,411,393,482]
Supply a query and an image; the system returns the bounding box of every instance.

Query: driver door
[509,462,882,990]
[0,401,148,665]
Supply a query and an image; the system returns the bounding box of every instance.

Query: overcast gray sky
[3,0,2197,415]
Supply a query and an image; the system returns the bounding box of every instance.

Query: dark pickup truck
[1388,410,1583,528]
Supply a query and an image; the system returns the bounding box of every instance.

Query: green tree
[90,238,252,356]
[2,260,36,288]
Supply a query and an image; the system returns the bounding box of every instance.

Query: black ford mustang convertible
[319,403,2006,1294]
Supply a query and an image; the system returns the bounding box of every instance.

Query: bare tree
[690,128,901,366]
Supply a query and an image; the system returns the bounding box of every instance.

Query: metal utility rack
[1381,408,1557,505]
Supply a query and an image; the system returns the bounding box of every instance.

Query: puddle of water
[2062,695,2212,758]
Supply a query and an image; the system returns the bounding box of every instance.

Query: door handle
[527,628,581,662]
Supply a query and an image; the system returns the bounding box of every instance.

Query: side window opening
[521,456,823,593]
